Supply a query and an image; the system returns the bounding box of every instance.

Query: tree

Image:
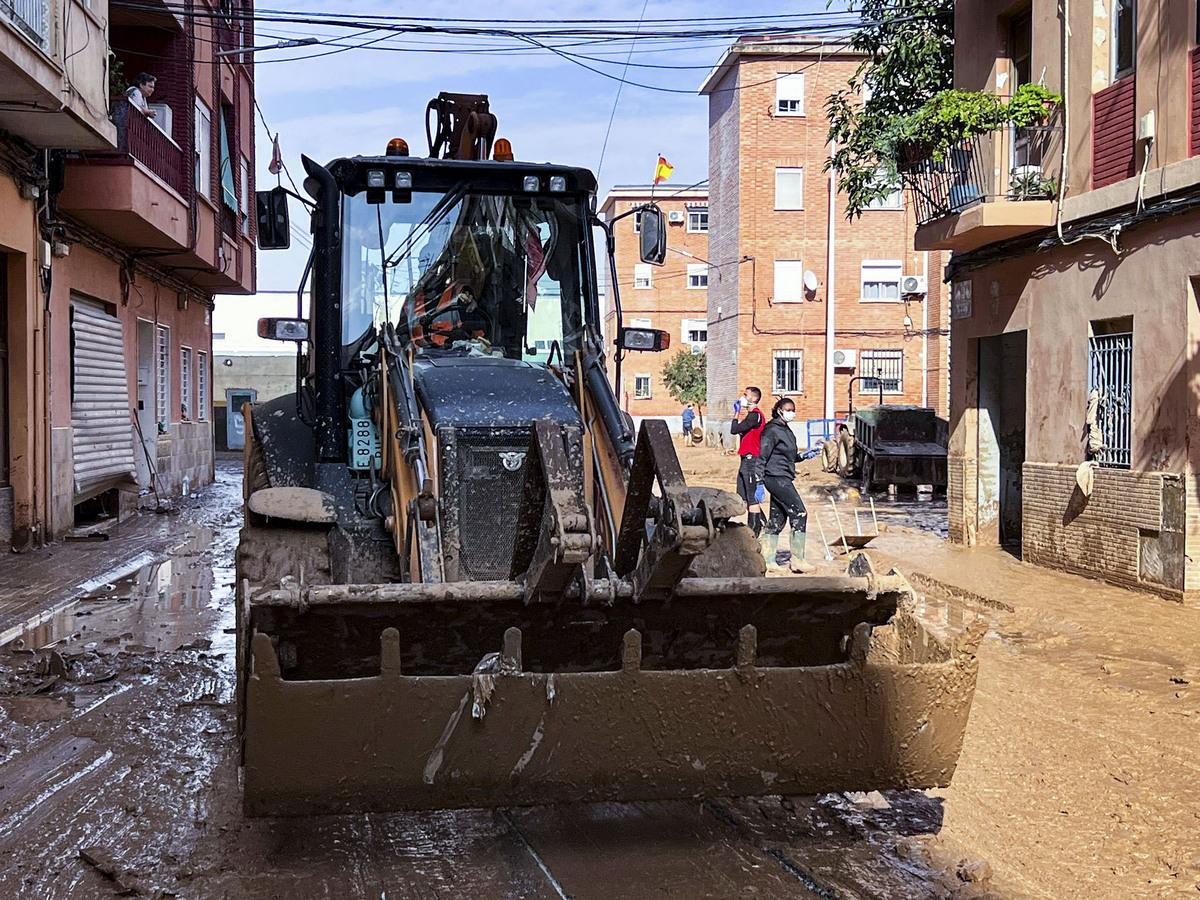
[661,350,706,413]
[825,0,955,218]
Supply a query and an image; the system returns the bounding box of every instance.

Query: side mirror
[258,317,309,342]
[256,186,291,250]
[617,326,671,352]
[638,203,667,265]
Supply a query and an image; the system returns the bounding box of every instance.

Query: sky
[220,0,846,318]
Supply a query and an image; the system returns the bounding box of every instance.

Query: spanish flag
[653,155,674,185]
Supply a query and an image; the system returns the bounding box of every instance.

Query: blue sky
[238,0,842,298]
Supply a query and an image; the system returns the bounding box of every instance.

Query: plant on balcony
[1010,169,1058,200]
[899,84,1062,165]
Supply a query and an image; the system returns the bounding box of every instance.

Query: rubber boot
[758,530,783,571]
[789,530,816,573]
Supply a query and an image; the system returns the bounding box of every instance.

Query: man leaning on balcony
[125,73,158,120]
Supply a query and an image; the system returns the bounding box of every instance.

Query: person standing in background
[681,403,695,443]
[731,386,765,535]
[757,397,815,573]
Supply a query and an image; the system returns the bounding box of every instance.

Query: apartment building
[920,0,1200,602]
[0,0,256,547]
[700,37,948,446]
[600,186,709,431]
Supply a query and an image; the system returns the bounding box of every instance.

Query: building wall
[600,189,709,422]
[703,40,949,447]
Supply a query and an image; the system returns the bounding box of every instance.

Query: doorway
[978,331,1028,552]
[225,388,256,450]
[135,320,157,487]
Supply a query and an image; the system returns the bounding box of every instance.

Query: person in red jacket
[731,386,766,535]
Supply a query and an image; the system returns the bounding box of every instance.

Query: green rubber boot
[789,530,815,573]
[758,530,782,570]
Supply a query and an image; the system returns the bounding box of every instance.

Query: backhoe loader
[236,92,982,816]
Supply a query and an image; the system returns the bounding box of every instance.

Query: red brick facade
[700,38,948,440]
[600,188,710,424]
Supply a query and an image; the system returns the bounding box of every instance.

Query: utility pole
[214,37,319,59]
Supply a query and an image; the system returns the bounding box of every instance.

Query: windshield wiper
[381,182,471,273]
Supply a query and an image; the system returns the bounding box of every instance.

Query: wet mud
[0,454,1195,897]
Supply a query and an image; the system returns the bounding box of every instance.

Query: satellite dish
[803,270,819,293]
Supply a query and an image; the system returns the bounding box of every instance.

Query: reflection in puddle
[3,525,233,657]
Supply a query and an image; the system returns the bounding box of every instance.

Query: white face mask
[782,410,796,422]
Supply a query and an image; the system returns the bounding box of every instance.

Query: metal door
[225,389,256,450]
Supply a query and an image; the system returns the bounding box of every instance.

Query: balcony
[59,101,190,250]
[904,112,1062,253]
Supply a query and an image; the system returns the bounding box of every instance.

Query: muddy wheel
[235,524,332,759]
[685,522,766,578]
[860,460,875,494]
[243,411,271,502]
[835,430,856,477]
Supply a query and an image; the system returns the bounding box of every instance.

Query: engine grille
[440,427,530,581]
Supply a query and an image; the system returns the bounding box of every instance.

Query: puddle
[3,524,234,658]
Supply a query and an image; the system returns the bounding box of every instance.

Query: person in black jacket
[757,397,815,573]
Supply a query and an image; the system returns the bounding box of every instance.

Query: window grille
[634,375,652,399]
[860,349,903,394]
[197,351,209,420]
[180,347,192,419]
[773,350,803,393]
[156,325,170,430]
[1088,332,1132,468]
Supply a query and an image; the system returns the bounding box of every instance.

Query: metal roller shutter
[71,299,138,498]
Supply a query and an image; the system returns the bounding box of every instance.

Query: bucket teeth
[736,624,758,669]
[622,629,642,673]
[380,627,402,676]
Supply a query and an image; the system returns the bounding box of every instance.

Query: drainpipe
[921,250,930,408]
[825,140,837,419]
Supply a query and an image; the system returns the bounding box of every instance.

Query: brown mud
[0,455,1195,897]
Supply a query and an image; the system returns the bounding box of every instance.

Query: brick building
[922,0,1200,603]
[600,186,709,432]
[0,0,256,546]
[700,37,948,446]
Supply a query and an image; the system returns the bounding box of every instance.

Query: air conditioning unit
[901,274,927,295]
[667,210,685,223]
[690,342,705,354]
[832,348,856,369]
[147,103,173,141]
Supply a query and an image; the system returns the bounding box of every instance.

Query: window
[860,349,904,394]
[865,169,903,210]
[775,72,805,115]
[773,259,805,303]
[180,347,192,419]
[686,208,708,232]
[861,260,903,301]
[632,208,643,233]
[194,98,212,199]
[775,167,804,209]
[633,264,652,289]
[773,350,803,394]
[681,318,707,348]
[1088,321,1132,468]
[239,156,251,236]
[634,375,652,399]
[1009,11,1032,88]
[1112,0,1135,80]
[687,263,709,289]
[197,351,209,420]
[156,325,170,429]
[219,107,237,211]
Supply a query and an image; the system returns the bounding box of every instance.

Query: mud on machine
[236,92,983,816]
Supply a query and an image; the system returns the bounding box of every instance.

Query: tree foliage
[661,350,706,409]
[825,0,955,218]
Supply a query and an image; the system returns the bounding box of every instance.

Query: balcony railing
[2,0,49,48]
[113,100,187,196]
[902,109,1063,227]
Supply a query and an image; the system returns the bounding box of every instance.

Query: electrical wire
[597,0,650,180]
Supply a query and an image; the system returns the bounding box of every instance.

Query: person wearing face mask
[730,386,766,535]
[757,397,815,573]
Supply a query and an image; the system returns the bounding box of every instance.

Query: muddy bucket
[239,571,983,816]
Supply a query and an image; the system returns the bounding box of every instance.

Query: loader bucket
[239,570,983,816]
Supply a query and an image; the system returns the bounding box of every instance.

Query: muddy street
[0,455,1196,898]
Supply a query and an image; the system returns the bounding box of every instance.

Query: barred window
[197,350,209,420]
[773,349,803,394]
[180,347,192,419]
[860,349,903,394]
[1088,326,1132,468]
[156,325,171,430]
